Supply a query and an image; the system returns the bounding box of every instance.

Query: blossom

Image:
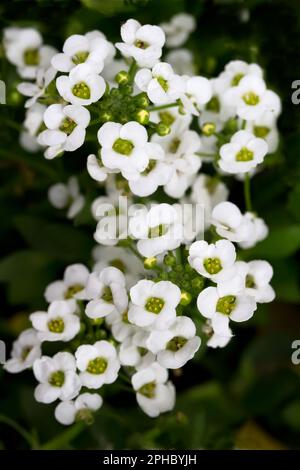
[218,60,263,92]
[115,19,165,68]
[206,325,233,349]
[75,340,120,389]
[52,31,114,73]
[135,62,185,104]
[3,27,56,78]
[97,121,149,181]
[181,76,212,115]
[161,13,196,48]
[165,49,195,76]
[87,152,115,183]
[4,329,41,373]
[128,279,181,330]
[128,143,172,197]
[56,63,106,105]
[146,316,201,368]
[132,362,175,417]
[33,352,81,403]
[224,75,281,120]
[119,330,155,369]
[188,240,237,282]
[219,130,268,174]
[238,212,268,249]
[211,201,253,243]
[48,176,85,219]
[44,264,90,303]
[233,260,275,303]
[30,300,80,342]
[245,110,279,154]
[129,204,183,257]
[197,280,257,335]
[92,195,129,247]
[85,267,128,320]
[20,103,46,152]
[38,104,90,159]
[55,393,103,425]
[18,66,57,108]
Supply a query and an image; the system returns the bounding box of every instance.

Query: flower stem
[127,244,144,263]
[41,422,85,450]
[147,102,179,112]
[128,59,138,84]
[241,119,247,130]
[244,172,252,212]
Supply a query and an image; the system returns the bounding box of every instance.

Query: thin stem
[127,244,144,263]
[128,59,138,84]
[241,119,247,130]
[41,422,85,450]
[0,414,37,448]
[244,172,252,212]
[147,102,179,112]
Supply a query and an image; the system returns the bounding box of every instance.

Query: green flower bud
[144,257,157,269]
[134,108,150,125]
[180,291,192,306]
[115,70,129,85]
[156,121,171,136]
[163,253,176,266]
[135,92,150,108]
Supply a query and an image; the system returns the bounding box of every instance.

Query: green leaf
[244,225,300,259]
[14,215,93,263]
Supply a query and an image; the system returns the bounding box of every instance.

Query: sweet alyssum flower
[197,280,257,335]
[128,279,181,330]
[181,76,213,115]
[119,330,155,369]
[30,300,80,342]
[87,151,115,183]
[38,104,90,159]
[44,263,89,303]
[211,201,253,243]
[218,60,263,91]
[132,362,175,417]
[135,62,185,104]
[48,176,85,219]
[85,267,128,319]
[238,212,268,249]
[115,19,165,68]
[33,352,81,403]
[4,329,41,373]
[56,63,106,105]
[20,103,46,153]
[92,195,129,247]
[161,13,196,48]
[97,121,149,181]
[18,66,57,108]
[55,393,103,425]
[206,325,233,349]
[146,316,201,368]
[166,48,195,76]
[129,204,183,257]
[232,260,275,303]
[3,27,56,79]
[75,340,120,389]
[52,31,114,73]
[188,239,237,282]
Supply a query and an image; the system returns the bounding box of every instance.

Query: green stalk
[244,172,252,212]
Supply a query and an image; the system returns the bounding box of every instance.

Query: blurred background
[0,0,300,450]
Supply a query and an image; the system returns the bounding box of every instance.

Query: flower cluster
[3,13,279,424]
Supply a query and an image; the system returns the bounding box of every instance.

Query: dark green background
[0,0,299,449]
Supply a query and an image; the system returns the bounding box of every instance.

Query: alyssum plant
[3,14,280,424]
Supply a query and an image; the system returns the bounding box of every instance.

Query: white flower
[87,152,116,183]
[30,300,80,342]
[18,66,57,108]
[48,176,85,219]
[106,309,137,342]
[129,204,183,257]
[75,340,120,389]
[119,330,155,369]
[181,76,213,115]
[224,75,281,120]
[188,240,237,282]
[233,260,275,303]
[52,31,114,73]
[56,63,106,105]
[132,362,175,417]
[245,110,279,154]
[33,352,81,403]
[128,143,172,197]
[146,316,201,368]
[38,104,90,159]
[165,49,195,76]
[207,327,233,349]
[4,329,41,373]
[92,195,128,246]
[197,280,257,335]
[211,201,253,242]
[219,130,268,174]
[191,174,229,229]
[128,279,181,330]
[135,62,185,104]
[20,103,46,153]
[218,60,263,92]
[115,19,165,68]
[85,267,128,319]
[4,27,56,79]
[97,121,149,180]
[55,393,103,425]
[92,245,142,288]
[238,212,268,249]
[161,13,196,48]
[44,264,90,303]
